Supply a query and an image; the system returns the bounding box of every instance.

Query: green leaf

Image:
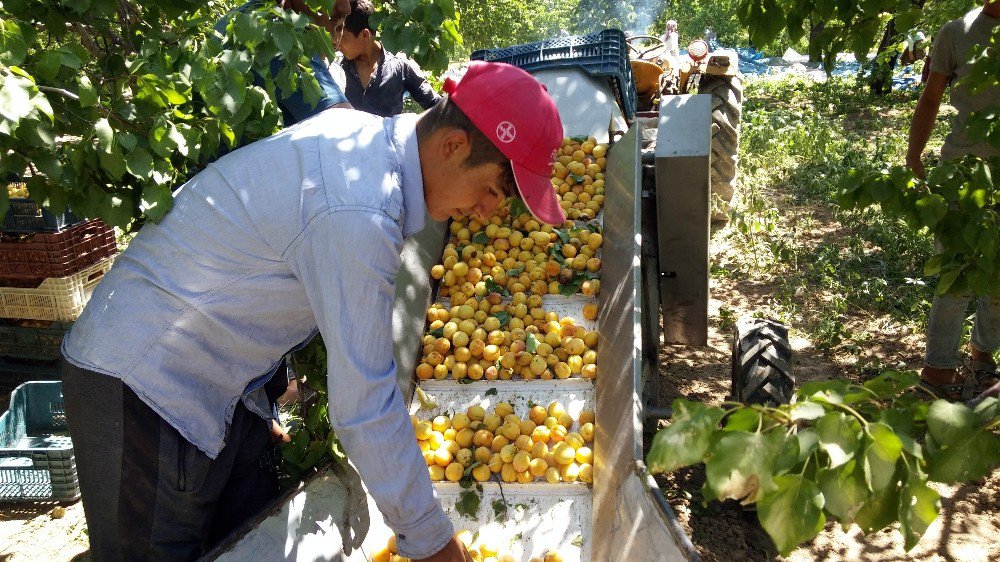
[556,229,570,244]
[525,332,539,353]
[0,19,28,66]
[789,401,825,421]
[704,431,780,503]
[397,0,419,16]
[973,397,1000,422]
[723,408,760,432]
[484,388,497,397]
[35,51,63,82]
[646,399,726,474]
[509,197,529,218]
[485,278,509,297]
[816,412,862,469]
[757,474,825,556]
[94,118,114,153]
[818,460,867,527]
[925,401,1000,482]
[99,146,126,180]
[456,489,481,518]
[272,24,294,54]
[492,499,507,519]
[428,327,444,338]
[898,475,940,550]
[126,147,153,179]
[863,423,903,492]
[770,430,798,474]
[863,371,920,399]
[96,192,134,228]
[0,73,33,122]
[140,183,174,222]
[915,194,948,228]
[435,0,457,20]
[491,311,511,327]
[854,482,901,534]
[793,429,819,464]
[927,400,980,444]
[472,231,489,245]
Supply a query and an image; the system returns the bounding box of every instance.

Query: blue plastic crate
[471,29,638,122]
[0,381,79,502]
[2,198,81,234]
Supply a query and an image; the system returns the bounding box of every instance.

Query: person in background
[215,0,352,126]
[338,0,441,117]
[663,19,680,58]
[906,0,1000,399]
[704,19,718,49]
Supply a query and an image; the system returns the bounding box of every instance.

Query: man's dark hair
[416,96,517,197]
[344,0,375,35]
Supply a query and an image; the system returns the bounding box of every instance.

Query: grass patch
[723,75,942,354]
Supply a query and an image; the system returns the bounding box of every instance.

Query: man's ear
[440,127,472,163]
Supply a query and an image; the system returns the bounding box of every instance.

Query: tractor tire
[731,317,793,406]
[699,73,743,219]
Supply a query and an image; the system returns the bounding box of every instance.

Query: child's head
[338,0,375,60]
[417,62,565,225]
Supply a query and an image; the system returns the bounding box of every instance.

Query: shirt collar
[389,113,425,237]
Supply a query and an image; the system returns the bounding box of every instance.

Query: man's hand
[413,537,473,562]
[906,151,926,179]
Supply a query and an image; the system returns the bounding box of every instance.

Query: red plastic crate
[0,220,117,281]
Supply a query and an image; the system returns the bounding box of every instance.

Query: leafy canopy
[0,0,459,229]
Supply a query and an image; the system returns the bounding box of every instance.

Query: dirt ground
[653,216,1000,562]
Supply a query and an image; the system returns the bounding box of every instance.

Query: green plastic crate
[0,381,79,502]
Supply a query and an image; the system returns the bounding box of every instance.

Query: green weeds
[726,75,937,353]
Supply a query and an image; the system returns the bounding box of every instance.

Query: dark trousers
[62,361,280,561]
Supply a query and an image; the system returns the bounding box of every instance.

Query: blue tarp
[730,45,923,90]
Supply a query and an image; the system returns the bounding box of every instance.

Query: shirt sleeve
[289,210,453,559]
[402,59,442,110]
[929,22,957,78]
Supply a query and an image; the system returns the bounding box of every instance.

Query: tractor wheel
[731,317,793,406]
[699,73,743,220]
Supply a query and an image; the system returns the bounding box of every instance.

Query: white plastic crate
[0,256,115,321]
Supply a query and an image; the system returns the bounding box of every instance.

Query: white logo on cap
[496,121,516,143]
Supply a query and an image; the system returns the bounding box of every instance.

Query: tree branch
[71,23,103,58]
[117,0,136,53]
[37,85,139,133]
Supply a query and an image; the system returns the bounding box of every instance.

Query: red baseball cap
[443,62,565,225]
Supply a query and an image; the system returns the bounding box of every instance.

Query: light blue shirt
[62,109,454,558]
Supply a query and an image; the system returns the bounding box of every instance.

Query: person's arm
[290,210,458,560]
[278,56,352,123]
[402,59,442,110]
[906,70,950,179]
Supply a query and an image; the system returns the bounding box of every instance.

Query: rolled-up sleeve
[403,59,442,110]
[289,209,453,558]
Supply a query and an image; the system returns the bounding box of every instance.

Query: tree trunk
[870,19,898,96]
[808,21,825,63]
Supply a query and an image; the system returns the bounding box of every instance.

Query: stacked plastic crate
[0,181,113,502]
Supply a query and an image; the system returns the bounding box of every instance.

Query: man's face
[338,29,366,60]
[424,161,510,223]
